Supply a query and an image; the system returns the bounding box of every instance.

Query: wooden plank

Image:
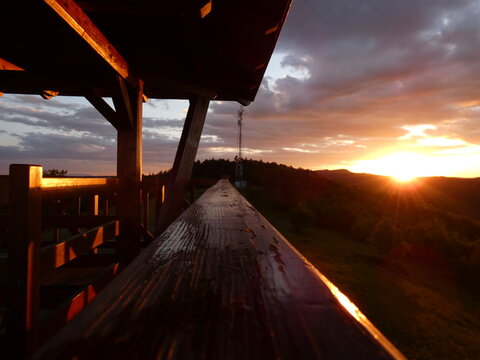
[43,0,135,85]
[39,263,120,344]
[40,221,119,275]
[84,88,122,130]
[156,95,210,234]
[6,165,42,357]
[41,177,119,190]
[43,215,117,229]
[41,177,121,200]
[33,180,405,360]
[116,79,143,266]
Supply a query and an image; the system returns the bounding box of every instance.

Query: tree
[43,169,68,177]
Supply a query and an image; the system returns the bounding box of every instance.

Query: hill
[316,169,480,217]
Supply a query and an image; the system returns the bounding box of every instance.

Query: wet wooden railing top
[34,180,405,360]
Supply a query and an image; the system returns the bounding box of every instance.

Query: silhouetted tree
[43,169,68,177]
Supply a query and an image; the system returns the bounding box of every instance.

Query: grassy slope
[246,196,480,360]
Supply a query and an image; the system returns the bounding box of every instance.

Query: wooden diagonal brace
[155,95,210,234]
[84,89,122,130]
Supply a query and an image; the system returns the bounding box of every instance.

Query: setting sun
[350,152,435,180]
[392,173,416,183]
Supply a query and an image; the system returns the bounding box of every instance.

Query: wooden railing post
[89,194,99,215]
[6,164,42,358]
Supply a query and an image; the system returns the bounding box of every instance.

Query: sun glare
[392,173,416,183]
[350,152,434,181]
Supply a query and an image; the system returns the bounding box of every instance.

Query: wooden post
[89,194,99,215]
[6,164,42,358]
[155,95,209,234]
[115,79,143,267]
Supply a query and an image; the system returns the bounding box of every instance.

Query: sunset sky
[1,0,480,177]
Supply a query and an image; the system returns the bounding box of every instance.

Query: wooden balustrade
[4,165,124,358]
[0,164,223,357]
[33,179,406,360]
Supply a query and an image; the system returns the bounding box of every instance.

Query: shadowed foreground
[34,180,405,360]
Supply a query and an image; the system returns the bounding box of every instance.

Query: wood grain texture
[43,0,133,84]
[116,79,143,266]
[7,165,42,357]
[34,180,405,360]
[39,263,120,344]
[40,220,119,275]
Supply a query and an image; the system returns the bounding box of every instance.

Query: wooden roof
[0,0,292,104]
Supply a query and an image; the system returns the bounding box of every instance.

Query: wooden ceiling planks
[0,0,292,104]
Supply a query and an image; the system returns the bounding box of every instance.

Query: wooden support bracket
[84,89,122,130]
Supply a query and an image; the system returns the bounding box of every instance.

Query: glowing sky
[1,0,480,177]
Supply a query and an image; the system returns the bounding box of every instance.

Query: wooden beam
[0,60,61,99]
[43,0,135,85]
[0,57,24,70]
[40,220,119,275]
[40,90,60,100]
[6,165,42,357]
[41,177,122,201]
[156,95,210,234]
[116,79,143,266]
[84,89,122,130]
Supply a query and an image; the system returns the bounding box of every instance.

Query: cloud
[1,0,480,177]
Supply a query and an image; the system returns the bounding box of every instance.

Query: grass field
[247,198,480,360]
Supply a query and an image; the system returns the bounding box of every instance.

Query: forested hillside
[193,159,480,287]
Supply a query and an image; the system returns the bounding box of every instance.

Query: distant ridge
[315,169,480,216]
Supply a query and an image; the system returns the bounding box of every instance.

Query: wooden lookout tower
[0,1,406,359]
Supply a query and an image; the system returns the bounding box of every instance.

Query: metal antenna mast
[235,106,246,188]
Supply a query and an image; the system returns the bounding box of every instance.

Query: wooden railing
[0,165,218,358]
[33,180,406,360]
[2,165,123,357]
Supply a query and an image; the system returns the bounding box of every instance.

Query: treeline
[192,159,480,287]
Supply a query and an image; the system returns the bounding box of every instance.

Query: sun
[392,172,416,182]
[350,152,431,181]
